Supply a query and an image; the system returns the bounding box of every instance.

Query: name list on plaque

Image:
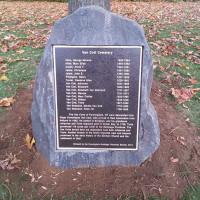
[53,46,142,150]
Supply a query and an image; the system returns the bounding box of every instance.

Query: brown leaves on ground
[171,88,193,103]
[0,1,199,69]
[171,87,200,103]
[0,2,67,55]
[114,2,199,105]
[0,97,15,107]
[0,154,20,170]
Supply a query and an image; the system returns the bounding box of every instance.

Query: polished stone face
[31,6,160,169]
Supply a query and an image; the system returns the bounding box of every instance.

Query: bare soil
[0,81,199,199]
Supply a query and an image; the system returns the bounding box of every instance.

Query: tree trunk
[68,0,110,15]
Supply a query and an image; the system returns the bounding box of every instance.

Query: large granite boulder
[31,6,160,169]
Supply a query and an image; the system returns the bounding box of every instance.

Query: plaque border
[53,45,143,151]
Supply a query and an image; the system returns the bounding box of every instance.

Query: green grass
[0,20,48,116]
[148,198,169,200]
[0,178,199,200]
[140,11,200,131]
[0,182,24,200]
[182,184,200,200]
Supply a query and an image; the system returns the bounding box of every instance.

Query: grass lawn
[114,1,200,131]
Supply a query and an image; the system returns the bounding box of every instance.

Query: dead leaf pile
[171,88,195,103]
[0,154,20,170]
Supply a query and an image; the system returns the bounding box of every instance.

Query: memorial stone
[31,6,160,169]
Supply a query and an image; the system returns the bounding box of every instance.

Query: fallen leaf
[38,175,43,179]
[11,156,20,165]
[166,64,171,70]
[42,186,47,190]
[179,88,193,102]
[0,64,8,70]
[30,138,35,147]
[171,88,181,99]
[159,65,165,71]
[165,75,172,84]
[8,57,29,63]
[170,157,179,163]
[0,159,9,170]
[171,88,194,102]
[191,88,200,95]
[0,154,20,170]
[0,98,16,107]
[153,65,157,70]
[176,136,186,146]
[167,44,176,51]
[153,59,157,63]
[194,59,200,64]
[177,136,185,141]
[181,61,189,70]
[189,77,197,84]
[16,49,25,54]
[159,188,162,195]
[183,104,189,109]
[185,118,190,122]
[17,40,26,46]
[170,71,179,76]
[0,70,7,74]
[178,51,186,58]
[187,73,192,77]
[24,134,35,149]
[0,75,8,81]
[3,35,11,41]
[187,50,193,54]
[1,45,8,53]
[195,46,200,50]
[8,43,19,50]
[0,56,6,63]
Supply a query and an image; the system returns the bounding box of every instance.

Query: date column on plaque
[53,46,143,150]
[116,59,130,111]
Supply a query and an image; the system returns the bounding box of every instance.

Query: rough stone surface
[31,6,160,169]
[68,0,110,15]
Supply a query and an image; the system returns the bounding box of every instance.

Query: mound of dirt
[0,81,199,199]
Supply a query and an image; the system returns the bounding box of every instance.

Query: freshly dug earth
[0,81,199,199]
